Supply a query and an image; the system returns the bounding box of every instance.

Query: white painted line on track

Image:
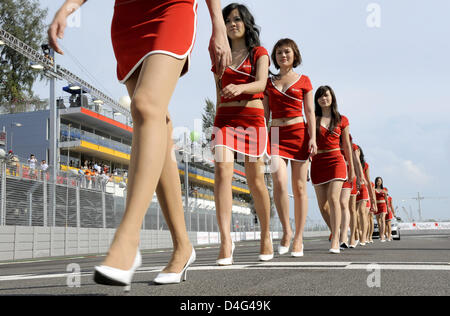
[1,261,450,282]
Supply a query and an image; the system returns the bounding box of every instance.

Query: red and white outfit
[374,188,388,215]
[211,46,269,157]
[356,162,370,203]
[386,196,394,220]
[111,0,198,83]
[310,115,349,186]
[341,146,356,192]
[265,75,313,161]
[349,143,360,196]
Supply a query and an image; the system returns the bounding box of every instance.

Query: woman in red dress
[211,3,273,264]
[354,145,377,245]
[385,193,395,241]
[49,0,231,289]
[348,142,361,248]
[311,86,355,253]
[264,38,317,257]
[374,177,388,242]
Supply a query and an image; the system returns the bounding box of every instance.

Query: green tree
[202,98,216,143]
[0,0,48,113]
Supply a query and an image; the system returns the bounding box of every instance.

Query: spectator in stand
[28,154,38,169]
[40,160,49,180]
[28,154,38,179]
[7,150,18,176]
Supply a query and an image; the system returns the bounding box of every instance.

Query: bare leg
[271,156,292,248]
[340,189,351,245]
[386,220,392,239]
[357,201,368,244]
[377,213,386,241]
[291,160,309,252]
[367,213,374,242]
[327,181,344,250]
[102,54,186,270]
[314,185,331,232]
[155,116,193,273]
[214,147,235,260]
[349,195,358,245]
[245,156,273,255]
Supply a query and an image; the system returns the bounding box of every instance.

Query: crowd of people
[5,151,128,191]
[48,0,398,289]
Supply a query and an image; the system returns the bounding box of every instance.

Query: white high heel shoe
[154,248,196,284]
[329,248,340,254]
[94,249,142,291]
[216,242,235,266]
[291,244,304,257]
[278,242,290,255]
[259,253,274,261]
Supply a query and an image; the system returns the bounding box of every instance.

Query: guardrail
[398,222,450,230]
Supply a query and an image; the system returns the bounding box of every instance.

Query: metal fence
[0,155,330,236]
[0,158,288,233]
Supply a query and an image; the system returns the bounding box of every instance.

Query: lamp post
[10,122,22,153]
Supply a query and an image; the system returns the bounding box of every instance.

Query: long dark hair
[223,3,261,75]
[375,176,384,189]
[314,86,341,134]
[358,145,367,168]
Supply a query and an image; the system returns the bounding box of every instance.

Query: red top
[264,75,313,119]
[375,188,386,202]
[388,196,393,210]
[212,46,269,104]
[316,115,349,150]
[352,143,359,151]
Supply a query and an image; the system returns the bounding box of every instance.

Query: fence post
[43,175,47,227]
[101,190,106,228]
[1,161,6,226]
[28,192,33,226]
[76,186,80,228]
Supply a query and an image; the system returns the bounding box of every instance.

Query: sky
[32,0,450,222]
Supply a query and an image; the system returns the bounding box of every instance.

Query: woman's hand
[48,1,83,54]
[222,84,244,99]
[209,24,231,79]
[349,169,356,183]
[308,138,317,157]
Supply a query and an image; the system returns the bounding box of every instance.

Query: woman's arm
[353,149,364,188]
[221,55,269,99]
[214,74,221,112]
[365,166,377,213]
[342,127,354,182]
[206,0,232,78]
[303,90,317,156]
[48,0,87,54]
[262,95,270,126]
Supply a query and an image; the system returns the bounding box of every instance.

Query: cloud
[401,160,431,185]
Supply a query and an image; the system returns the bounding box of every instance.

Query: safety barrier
[397,222,450,230]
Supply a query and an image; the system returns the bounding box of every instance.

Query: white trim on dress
[213,117,268,159]
[119,0,198,84]
[270,76,303,102]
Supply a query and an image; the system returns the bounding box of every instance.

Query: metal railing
[0,157,287,234]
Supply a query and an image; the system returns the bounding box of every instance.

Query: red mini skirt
[357,184,369,202]
[268,122,310,162]
[212,106,268,158]
[385,210,393,220]
[310,150,347,186]
[343,174,356,190]
[375,202,388,215]
[111,0,198,83]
